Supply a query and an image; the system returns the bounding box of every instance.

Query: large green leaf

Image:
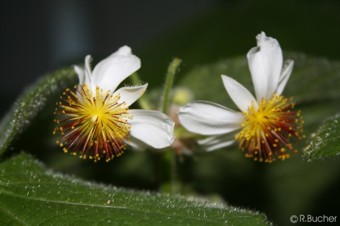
[0,153,270,225]
[0,68,76,156]
[303,113,340,162]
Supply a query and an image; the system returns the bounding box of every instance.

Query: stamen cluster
[236,95,303,162]
[54,85,131,162]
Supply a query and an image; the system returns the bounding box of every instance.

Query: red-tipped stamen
[235,95,304,163]
[54,85,131,162]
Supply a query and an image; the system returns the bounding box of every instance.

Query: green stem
[130,73,152,110]
[160,148,179,194]
[161,58,182,114]
[170,147,178,194]
[161,58,182,194]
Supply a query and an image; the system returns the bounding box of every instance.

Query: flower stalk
[161,58,182,194]
[162,58,182,114]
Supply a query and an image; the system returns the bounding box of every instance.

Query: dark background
[0,0,219,117]
[2,0,340,117]
[1,1,340,225]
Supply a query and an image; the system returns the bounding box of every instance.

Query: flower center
[235,94,303,163]
[54,84,131,162]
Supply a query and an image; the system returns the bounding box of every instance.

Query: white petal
[91,46,141,94]
[178,101,244,136]
[221,75,257,112]
[74,65,85,84]
[247,32,283,100]
[113,84,148,106]
[84,55,92,85]
[276,60,294,95]
[206,140,234,151]
[125,136,147,151]
[198,134,235,152]
[129,110,175,149]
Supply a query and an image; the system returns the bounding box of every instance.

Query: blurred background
[2,0,340,117]
[1,0,340,225]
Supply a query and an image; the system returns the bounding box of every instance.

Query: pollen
[235,94,303,163]
[54,84,131,162]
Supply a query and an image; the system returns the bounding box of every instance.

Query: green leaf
[0,67,76,156]
[0,153,271,225]
[303,113,340,162]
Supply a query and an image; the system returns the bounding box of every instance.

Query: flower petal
[247,32,283,100]
[74,65,85,84]
[129,110,175,149]
[198,134,235,152]
[113,84,148,106]
[276,60,294,95]
[91,46,141,94]
[84,55,93,86]
[125,136,148,151]
[178,101,244,136]
[221,75,257,112]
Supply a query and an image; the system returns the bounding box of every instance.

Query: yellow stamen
[54,84,131,162]
[235,94,303,162]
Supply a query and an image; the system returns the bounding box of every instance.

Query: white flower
[55,46,175,162]
[179,32,303,162]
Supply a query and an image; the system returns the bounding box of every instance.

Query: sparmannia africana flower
[179,32,303,163]
[54,46,175,162]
